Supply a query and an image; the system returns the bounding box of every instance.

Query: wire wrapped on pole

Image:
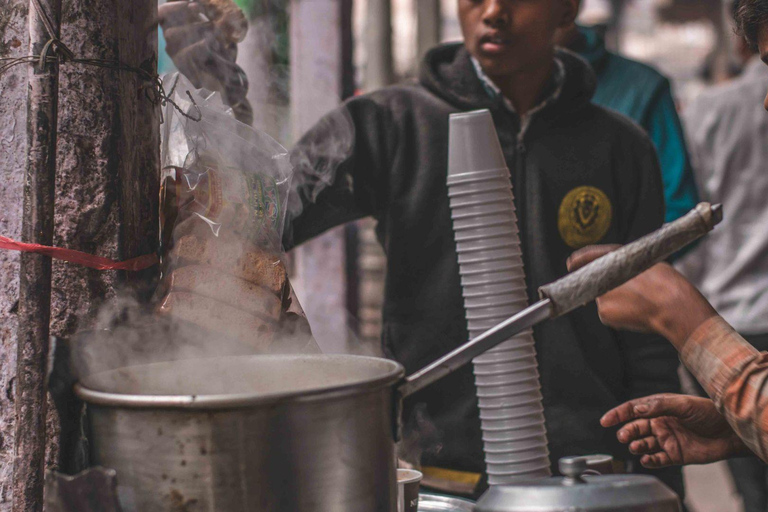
[12,0,61,510]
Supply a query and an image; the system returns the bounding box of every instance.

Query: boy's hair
[734,0,768,51]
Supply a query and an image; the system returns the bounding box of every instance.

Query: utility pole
[1,0,159,509]
[417,0,441,62]
[289,0,354,353]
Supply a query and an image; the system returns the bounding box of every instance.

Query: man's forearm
[681,316,768,462]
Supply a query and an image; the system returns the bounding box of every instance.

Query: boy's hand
[601,394,749,467]
[158,0,252,124]
[566,245,717,350]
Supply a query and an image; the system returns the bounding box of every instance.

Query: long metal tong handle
[538,202,722,317]
[398,203,722,400]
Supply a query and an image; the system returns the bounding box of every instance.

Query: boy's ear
[558,0,581,29]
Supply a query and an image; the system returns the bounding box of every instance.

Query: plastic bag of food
[157,73,316,354]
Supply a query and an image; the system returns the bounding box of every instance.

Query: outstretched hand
[566,245,717,350]
[601,394,748,468]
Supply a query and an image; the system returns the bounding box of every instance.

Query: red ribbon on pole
[0,235,158,271]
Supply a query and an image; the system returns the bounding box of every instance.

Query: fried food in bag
[157,74,316,353]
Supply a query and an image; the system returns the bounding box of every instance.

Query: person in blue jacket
[557,24,699,224]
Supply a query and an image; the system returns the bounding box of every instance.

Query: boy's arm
[284,97,395,250]
[615,138,681,400]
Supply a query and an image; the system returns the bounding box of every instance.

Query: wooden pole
[13,0,60,510]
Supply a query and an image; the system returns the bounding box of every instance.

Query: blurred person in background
[556,21,699,226]
[675,1,768,509]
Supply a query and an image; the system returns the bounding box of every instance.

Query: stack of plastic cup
[447,110,551,485]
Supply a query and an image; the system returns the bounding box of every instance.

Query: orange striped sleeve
[682,315,768,461]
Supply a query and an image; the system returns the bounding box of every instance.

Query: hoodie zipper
[514,132,531,300]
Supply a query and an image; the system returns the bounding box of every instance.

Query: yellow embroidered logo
[558,186,612,249]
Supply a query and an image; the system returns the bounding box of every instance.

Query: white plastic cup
[475,368,540,388]
[453,224,519,242]
[450,192,514,209]
[478,391,544,410]
[458,259,524,275]
[480,412,548,432]
[447,110,507,177]
[452,214,520,231]
[448,179,513,198]
[479,403,544,421]
[471,336,534,354]
[474,352,537,367]
[472,339,536,360]
[486,459,551,477]
[484,449,550,465]
[473,357,539,375]
[473,357,539,374]
[457,247,525,265]
[476,377,542,398]
[482,425,549,443]
[455,234,522,253]
[465,305,530,320]
[450,202,516,220]
[462,292,528,308]
[483,436,549,452]
[461,279,527,296]
[461,272,528,288]
[447,168,509,186]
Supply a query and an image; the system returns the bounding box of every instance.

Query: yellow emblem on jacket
[558,186,612,249]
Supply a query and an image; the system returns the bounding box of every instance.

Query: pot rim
[74,354,406,410]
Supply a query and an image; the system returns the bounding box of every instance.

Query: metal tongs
[400,202,723,397]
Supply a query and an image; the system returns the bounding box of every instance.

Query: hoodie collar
[471,55,565,115]
[419,43,596,117]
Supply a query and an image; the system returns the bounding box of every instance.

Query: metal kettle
[474,457,682,512]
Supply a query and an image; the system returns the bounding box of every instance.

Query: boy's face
[459,0,579,79]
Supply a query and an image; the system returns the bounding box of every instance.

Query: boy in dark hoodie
[286,0,684,499]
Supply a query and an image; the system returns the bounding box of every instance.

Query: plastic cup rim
[455,240,521,252]
[458,253,524,265]
[458,262,525,275]
[447,168,509,185]
[450,196,514,208]
[475,384,542,399]
[473,362,540,376]
[452,217,519,230]
[482,430,548,442]
[483,444,549,455]
[477,398,543,411]
[485,463,552,477]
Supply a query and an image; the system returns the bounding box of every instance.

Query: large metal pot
[77,354,405,512]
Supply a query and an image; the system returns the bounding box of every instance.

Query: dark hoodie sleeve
[283,96,395,250]
[616,135,682,399]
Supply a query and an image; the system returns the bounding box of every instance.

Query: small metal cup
[398,469,423,512]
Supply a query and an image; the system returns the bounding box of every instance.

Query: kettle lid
[475,457,681,512]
